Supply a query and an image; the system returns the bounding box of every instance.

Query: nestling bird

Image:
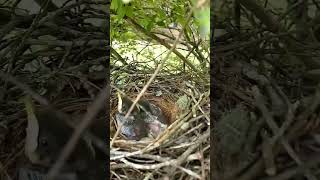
[115,93,168,140]
[22,96,106,180]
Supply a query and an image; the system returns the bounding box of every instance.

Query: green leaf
[117,5,126,19]
[140,18,148,28]
[156,21,165,26]
[195,7,210,39]
[125,5,134,17]
[177,16,186,26]
[110,0,119,10]
[146,21,154,31]
[158,10,166,19]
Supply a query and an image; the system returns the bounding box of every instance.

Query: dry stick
[181,87,210,122]
[200,150,206,180]
[0,71,49,105]
[167,129,210,178]
[175,129,210,166]
[7,84,106,162]
[261,154,320,180]
[125,17,205,82]
[0,161,13,180]
[253,87,317,180]
[237,87,320,180]
[110,10,194,147]
[176,166,201,179]
[25,39,108,47]
[142,110,193,153]
[120,158,175,170]
[111,150,172,162]
[110,84,127,96]
[0,71,109,160]
[261,131,276,176]
[1,147,24,180]
[287,87,320,141]
[46,85,110,180]
[269,80,295,145]
[111,47,128,65]
[239,0,320,69]
[5,0,51,93]
[119,130,209,177]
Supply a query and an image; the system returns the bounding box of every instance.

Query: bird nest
[110,74,210,179]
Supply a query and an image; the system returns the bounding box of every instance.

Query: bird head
[117,92,140,116]
[115,92,168,140]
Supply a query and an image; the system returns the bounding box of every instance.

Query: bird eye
[39,137,48,146]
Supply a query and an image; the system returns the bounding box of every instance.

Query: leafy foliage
[111,0,210,79]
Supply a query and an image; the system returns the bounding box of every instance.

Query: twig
[253,86,317,180]
[0,71,49,105]
[46,84,110,179]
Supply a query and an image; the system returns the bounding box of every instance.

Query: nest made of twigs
[110,73,210,179]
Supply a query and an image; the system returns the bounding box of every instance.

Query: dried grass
[110,72,210,179]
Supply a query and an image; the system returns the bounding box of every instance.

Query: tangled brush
[110,72,210,179]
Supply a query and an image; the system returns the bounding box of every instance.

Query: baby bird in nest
[22,96,106,180]
[115,93,168,140]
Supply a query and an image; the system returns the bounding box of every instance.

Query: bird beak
[117,92,123,113]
